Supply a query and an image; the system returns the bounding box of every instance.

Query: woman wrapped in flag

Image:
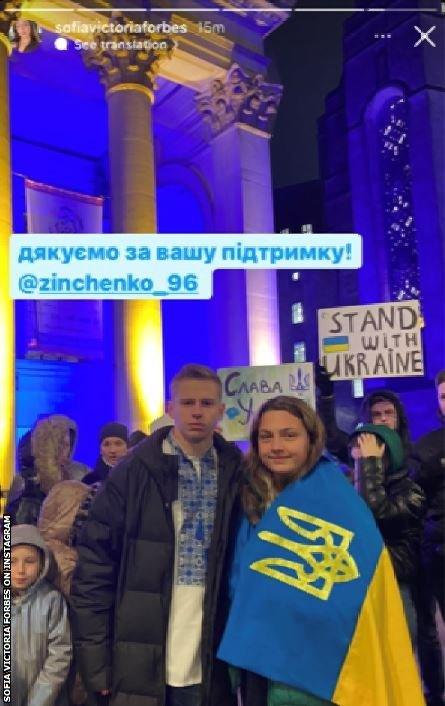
[217,396,425,706]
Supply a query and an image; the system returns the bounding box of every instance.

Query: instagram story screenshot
[0,0,444,705]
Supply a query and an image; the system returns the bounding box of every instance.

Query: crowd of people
[2,363,444,706]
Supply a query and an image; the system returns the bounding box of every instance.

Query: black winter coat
[357,458,426,583]
[414,425,445,553]
[6,478,46,525]
[317,395,350,464]
[82,457,112,486]
[70,427,242,706]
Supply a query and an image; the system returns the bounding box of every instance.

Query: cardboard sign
[218,363,315,441]
[318,300,424,380]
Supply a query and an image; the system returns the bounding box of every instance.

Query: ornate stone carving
[212,0,289,30]
[196,63,282,137]
[83,19,177,98]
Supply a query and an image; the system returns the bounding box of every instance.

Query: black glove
[315,362,334,397]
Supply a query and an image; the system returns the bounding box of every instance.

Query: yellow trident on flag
[250,506,360,600]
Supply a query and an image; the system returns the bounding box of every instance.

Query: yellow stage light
[125,300,164,430]
[0,34,14,512]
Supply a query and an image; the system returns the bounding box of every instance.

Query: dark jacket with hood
[82,457,112,486]
[413,417,444,555]
[350,424,426,583]
[319,388,413,465]
[70,426,242,706]
[1,524,72,706]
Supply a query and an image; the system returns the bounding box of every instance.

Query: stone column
[85,32,174,430]
[0,9,14,507]
[197,64,282,366]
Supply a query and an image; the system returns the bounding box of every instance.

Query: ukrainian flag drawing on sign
[218,459,425,706]
[322,336,350,353]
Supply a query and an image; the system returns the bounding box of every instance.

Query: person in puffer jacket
[38,481,93,596]
[348,423,426,643]
[2,524,72,706]
[7,415,91,526]
[413,370,445,706]
[38,481,97,706]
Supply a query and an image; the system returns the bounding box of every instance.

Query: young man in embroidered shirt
[70,364,242,706]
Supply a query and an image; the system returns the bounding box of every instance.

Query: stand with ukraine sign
[318,300,424,380]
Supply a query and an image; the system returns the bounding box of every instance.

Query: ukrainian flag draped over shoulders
[217,458,425,706]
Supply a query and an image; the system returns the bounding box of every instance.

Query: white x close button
[414,25,436,47]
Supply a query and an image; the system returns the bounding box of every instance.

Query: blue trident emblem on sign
[250,506,359,600]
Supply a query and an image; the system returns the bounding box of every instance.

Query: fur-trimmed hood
[31,416,72,493]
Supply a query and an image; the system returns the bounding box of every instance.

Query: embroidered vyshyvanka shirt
[164,432,218,687]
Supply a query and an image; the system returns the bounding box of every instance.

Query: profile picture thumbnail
[10,18,40,53]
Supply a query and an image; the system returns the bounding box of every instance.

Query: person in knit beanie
[83,422,129,486]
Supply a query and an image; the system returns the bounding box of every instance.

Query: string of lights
[380,96,421,302]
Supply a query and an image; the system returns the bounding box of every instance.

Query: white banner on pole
[25,179,103,234]
[24,180,104,359]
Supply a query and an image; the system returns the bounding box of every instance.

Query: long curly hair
[242,396,326,525]
[31,416,71,494]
